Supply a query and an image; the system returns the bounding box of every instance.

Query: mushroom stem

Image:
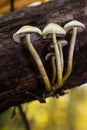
[52,33,63,88]
[51,56,56,85]
[58,42,64,74]
[63,27,77,82]
[25,34,51,92]
[45,52,56,85]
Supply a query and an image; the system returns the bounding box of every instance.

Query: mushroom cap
[42,23,66,37]
[50,39,68,48]
[45,52,55,61]
[13,25,41,43]
[58,39,68,47]
[64,20,85,33]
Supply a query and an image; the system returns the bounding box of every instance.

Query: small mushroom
[50,39,67,48]
[45,52,56,85]
[45,52,55,61]
[58,39,68,74]
[51,39,68,78]
[13,25,51,92]
[42,23,66,89]
[63,20,85,82]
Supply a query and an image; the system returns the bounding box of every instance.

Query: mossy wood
[0,0,87,112]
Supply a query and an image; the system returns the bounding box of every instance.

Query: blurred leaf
[0,0,50,15]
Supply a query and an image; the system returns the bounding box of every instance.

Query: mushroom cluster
[13,20,85,95]
[13,25,51,92]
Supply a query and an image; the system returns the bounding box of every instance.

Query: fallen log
[0,0,87,112]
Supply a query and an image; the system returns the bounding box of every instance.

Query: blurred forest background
[0,84,87,130]
[0,0,87,130]
[0,0,49,14]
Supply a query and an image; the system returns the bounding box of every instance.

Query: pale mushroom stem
[52,33,63,88]
[45,52,56,85]
[25,34,51,92]
[51,56,56,85]
[63,27,77,82]
[58,43,64,74]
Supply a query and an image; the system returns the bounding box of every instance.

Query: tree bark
[0,0,87,113]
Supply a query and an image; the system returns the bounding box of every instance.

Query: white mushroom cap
[58,39,68,47]
[13,25,41,43]
[50,39,68,48]
[42,23,66,37]
[64,20,85,33]
[45,52,55,60]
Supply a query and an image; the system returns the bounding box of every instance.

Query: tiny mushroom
[50,39,68,74]
[13,25,51,92]
[45,52,56,85]
[42,23,66,89]
[63,20,85,82]
[58,39,68,74]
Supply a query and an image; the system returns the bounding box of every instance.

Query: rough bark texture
[0,0,87,113]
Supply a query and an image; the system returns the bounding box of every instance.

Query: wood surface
[0,0,87,112]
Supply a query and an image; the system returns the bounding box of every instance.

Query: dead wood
[0,0,87,112]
